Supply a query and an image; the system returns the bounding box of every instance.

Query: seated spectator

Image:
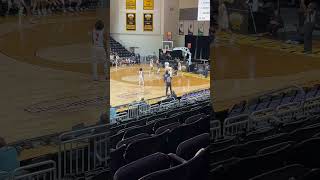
[99,112,109,125]
[109,107,117,124]
[266,10,284,37]
[0,137,19,180]
[170,91,178,99]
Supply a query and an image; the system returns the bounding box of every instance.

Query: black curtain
[185,35,197,59]
[198,36,210,60]
[185,35,210,60]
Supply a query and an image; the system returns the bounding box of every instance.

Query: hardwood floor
[211,32,320,111]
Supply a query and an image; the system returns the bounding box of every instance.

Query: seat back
[176,133,210,160]
[124,130,169,163]
[155,122,180,135]
[249,164,308,180]
[110,145,127,176]
[123,123,155,139]
[186,147,209,180]
[289,137,320,168]
[153,117,179,132]
[113,152,170,180]
[139,161,188,180]
[185,113,205,124]
[116,133,150,149]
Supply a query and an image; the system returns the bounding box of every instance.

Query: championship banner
[187,21,194,35]
[143,13,153,31]
[126,0,136,10]
[166,32,172,41]
[198,21,204,36]
[143,0,154,10]
[179,21,184,35]
[126,13,136,31]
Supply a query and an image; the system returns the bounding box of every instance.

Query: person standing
[164,70,172,96]
[0,137,19,180]
[177,61,182,76]
[91,20,106,81]
[156,58,160,74]
[298,0,307,30]
[303,2,317,53]
[138,68,144,87]
[204,62,209,78]
[218,0,229,32]
[149,58,154,74]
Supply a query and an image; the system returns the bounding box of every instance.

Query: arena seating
[110,37,134,58]
[10,83,320,180]
[209,84,320,180]
[6,89,210,180]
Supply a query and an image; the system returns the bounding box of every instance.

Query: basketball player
[91,20,106,81]
[218,0,235,43]
[5,0,12,16]
[138,68,144,86]
[303,2,317,53]
[156,58,160,74]
[168,66,173,77]
[149,58,154,74]
[177,61,182,76]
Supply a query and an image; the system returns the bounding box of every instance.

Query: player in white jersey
[177,61,182,76]
[91,20,106,81]
[149,58,154,71]
[156,58,160,74]
[138,68,144,86]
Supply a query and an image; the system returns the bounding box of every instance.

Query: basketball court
[110,65,210,107]
[212,32,320,111]
[0,12,108,143]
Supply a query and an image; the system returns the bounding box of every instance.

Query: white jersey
[168,67,173,77]
[92,29,104,47]
[150,59,154,67]
[139,71,144,78]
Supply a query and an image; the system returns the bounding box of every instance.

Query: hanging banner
[187,21,194,35]
[126,0,136,10]
[197,0,210,21]
[143,13,153,31]
[198,21,205,36]
[126,13,136,31]
[179,21,184,35]
[167,32,172,41]
[143,0,154,10]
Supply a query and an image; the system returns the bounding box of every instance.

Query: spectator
[204,63,209,78]
[266,10,284,37]
[109,107,117,124]
[99,112,109,124]
[171,91,177,99]
[303,2,317,53]
[0,137,19,179]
